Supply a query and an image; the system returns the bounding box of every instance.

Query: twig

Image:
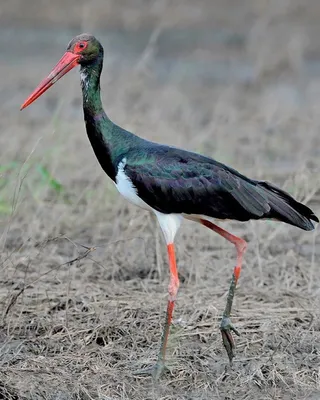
[1,246,96,324]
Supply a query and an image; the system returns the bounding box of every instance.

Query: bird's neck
[80,59,119,181]
[80,58,105,116]
[79,59,138,182]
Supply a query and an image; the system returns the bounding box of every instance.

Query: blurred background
[0,1,320,399]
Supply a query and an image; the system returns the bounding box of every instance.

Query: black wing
[123,145,317,230]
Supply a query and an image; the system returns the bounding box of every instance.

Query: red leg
[133,243,179,379]
[200,219,247,364]
[158,243,179,363]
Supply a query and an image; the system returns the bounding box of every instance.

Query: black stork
[21,34,318,378]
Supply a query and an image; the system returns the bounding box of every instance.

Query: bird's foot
[220,316,240,364]
[132,360,168,380]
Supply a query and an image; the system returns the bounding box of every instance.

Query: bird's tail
[258,181,319,231]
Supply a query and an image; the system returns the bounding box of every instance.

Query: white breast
[115,158,152,211]
[115,158,183,244]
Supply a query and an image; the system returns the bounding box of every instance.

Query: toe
[132,361,166,380]
[220,317,240,364]
[221,329,235,363]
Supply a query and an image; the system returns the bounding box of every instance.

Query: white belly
[115,158,152,211]
[114,158,183,244]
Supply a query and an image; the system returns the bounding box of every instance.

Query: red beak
[20,51,80,110]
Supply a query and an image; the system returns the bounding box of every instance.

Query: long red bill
[20,51,80,110]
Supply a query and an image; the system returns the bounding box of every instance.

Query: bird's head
[20,33,103,110]
[67,33,103,65]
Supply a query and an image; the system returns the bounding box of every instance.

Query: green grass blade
[36,164,64,193]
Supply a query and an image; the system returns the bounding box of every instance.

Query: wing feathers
[123,147,317,230]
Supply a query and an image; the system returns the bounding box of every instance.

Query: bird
[20,33,318,378]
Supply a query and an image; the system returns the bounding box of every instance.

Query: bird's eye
[74,42,87,52]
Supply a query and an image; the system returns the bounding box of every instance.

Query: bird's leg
[200,219,247,364]
[133,243,179,379]
[157,243,179,366]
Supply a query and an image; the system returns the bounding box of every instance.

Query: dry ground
[1,1,320,399]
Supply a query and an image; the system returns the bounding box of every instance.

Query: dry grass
[1,1,320,399]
